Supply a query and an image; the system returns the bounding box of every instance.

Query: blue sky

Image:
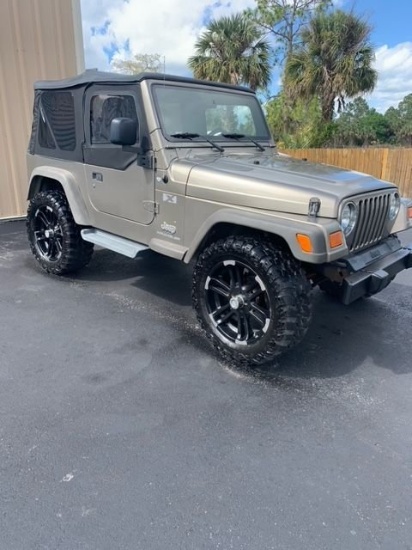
[80,0,412,112]
[358,0,412,48]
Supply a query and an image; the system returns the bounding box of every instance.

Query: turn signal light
[408,206,412,219]
[296,234,313,253]
[329,231,344,249]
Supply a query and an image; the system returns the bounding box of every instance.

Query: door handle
[92,172,103,182]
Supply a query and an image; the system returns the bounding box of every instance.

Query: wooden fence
[281,148,412,198]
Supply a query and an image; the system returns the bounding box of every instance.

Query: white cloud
[367,42,412,112]
[80,1,412,113]
[80,0,125,70]
[80,0,255,75]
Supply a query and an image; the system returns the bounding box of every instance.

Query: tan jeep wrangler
[26,71,412,365]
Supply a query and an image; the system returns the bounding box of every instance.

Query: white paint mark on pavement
[61,473,75,482]
[81,506,95,517]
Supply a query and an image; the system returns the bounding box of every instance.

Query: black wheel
[27,190,94,275]
[192,237,312,366]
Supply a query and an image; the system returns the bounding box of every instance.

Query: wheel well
[198,223,292,256]
[28,176,64,200]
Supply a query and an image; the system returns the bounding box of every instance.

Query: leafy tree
[384,106,401,141]
[112,53,162,74]
[249,0,331,62]
[285,10,377,122]
[334,98,391,146]
[334,98,367,146]
[363,110,392,144]
[188,14,271,91]
[266,92,333,147]
[397,94,412,145]
[267,91,412,149]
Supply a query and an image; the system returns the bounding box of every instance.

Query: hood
[177,151,395,218]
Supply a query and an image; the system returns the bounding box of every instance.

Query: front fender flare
[183,208,346,264]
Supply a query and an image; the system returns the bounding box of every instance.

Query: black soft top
[34,70,253,93]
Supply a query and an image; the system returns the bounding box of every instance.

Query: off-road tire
[192,236,312,366]
[27,190,94,275]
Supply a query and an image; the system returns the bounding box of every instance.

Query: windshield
[152,84,271,142]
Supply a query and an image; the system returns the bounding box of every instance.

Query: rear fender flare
[28,167,90,226]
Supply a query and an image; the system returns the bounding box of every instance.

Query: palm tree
[284,10,377,122]
[188,14,271,92]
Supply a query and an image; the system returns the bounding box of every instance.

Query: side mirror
[110,117,137,146]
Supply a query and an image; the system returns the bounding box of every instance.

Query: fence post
[381,148,389,181]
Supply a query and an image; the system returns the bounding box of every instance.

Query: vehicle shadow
[71,248,412,380]
[74,248,193,307]
[239,287,412,381]
[129,253,193,307]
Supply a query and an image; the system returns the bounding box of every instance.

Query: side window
[39,91,76,150]
[90,94,138,144]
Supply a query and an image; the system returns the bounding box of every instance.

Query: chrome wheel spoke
[205,259,272,346]
[236,311,251,342]
[33,207,63,262]
[55,238,63,253]
[36,211,50,228]
[226,263,244,290]
[212,304,234,325]
[227,265,237,290]
[250,303,270,327]
[34,231,47,242]
[234,264,243,286]
[249,285,264,300]
[47,239,55,258]
[209,277,231,299]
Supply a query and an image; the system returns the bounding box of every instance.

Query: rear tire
[27,190,94,275]
[192,236,312,366]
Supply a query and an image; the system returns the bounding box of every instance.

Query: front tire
[27,190,94,275]
[192,237,312,366]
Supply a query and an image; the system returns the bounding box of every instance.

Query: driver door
[83,85,155,227]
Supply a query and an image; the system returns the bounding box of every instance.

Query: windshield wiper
[222,133,265,152]
[170,132,225,152]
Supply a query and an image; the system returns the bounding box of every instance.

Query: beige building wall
[0,0,84,219]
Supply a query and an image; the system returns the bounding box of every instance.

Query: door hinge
[143,200,159,214]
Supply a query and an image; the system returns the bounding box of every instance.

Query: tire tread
[27,190,93,275]
[192,236,312,366]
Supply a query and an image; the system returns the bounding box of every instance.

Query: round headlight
[340,202,357,235]
[388,193,400,220]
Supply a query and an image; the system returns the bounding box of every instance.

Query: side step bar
[81,229,148,259]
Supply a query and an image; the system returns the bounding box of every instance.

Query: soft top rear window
[40,91,76,151]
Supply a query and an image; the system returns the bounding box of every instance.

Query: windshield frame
[150,81,273,147]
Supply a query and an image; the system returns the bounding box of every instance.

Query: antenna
[163,56,166,84]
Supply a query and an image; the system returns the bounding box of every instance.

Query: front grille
[349,193,391,252]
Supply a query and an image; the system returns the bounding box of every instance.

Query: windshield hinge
[143,200,159,214]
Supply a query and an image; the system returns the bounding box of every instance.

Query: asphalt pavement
[1,220,412,550]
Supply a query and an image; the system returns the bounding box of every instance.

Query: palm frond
[188,13,272,91]
[284,9,377,121]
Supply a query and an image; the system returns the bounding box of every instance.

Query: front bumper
[341,240,412,304]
